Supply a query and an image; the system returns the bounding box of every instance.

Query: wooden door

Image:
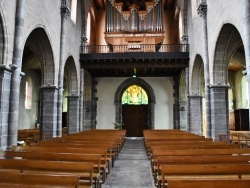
[122,105,148,137]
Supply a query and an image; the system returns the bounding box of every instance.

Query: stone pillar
[198,2,211,137]
[91,80,97,129]
[188,95,203,135]
[83,101,92,130]
[148,103,155,129]
[67,95,79,134]
[78,69,84,132]
[179,100,187,130]
[0,66,12,150]
[115,102,122,125]
[39,85,58,139]
[57,2,70,137]
[173,76,180,129]
[8,0,26,148]
[243,0,250,130]
[181,0,189,44]
[210,84,230,141]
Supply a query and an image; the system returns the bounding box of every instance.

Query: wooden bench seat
[5,151,103,187]
[12,146,112,180]
[0,171,80,188]
[160,164,250,188]
[0,159,94,188]
[167,179,250,188]
[154,155,250,186]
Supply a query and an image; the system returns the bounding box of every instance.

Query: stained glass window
[122,85,148,105]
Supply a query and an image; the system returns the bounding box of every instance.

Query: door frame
[114,78,156,130]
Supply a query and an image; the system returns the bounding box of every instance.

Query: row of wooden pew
[18,127,68,145]
[143,129,250,188]
[230,130,250,148]
[1,129,126,188]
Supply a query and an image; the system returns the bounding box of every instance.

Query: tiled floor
[102,138,155,188]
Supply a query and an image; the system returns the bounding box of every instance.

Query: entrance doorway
[122,105,148,137]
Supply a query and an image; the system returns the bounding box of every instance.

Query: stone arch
[211,24,243,140]
[64,56,78,95]
[0,6,7,65]
[19,27,54,130]
[114,78,156,129]
[213,24,243,85]
[24,27,55,85]
[191,54,204,95]
[189,54,205,135]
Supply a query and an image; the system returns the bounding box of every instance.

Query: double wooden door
[122,105,148,137]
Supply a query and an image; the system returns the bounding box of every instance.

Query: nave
[102,138,155,188]
[1,129,250,187]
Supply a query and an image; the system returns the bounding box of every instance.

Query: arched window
[122,85,148,105]
[25,77,32,109]
[71,0,77,24]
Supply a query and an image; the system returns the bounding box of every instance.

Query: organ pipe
[106,0,163,33]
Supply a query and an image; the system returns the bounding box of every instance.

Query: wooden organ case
[105,0,165,52]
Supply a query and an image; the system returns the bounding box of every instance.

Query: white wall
[95,77,174,130]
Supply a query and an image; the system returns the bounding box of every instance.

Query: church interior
[0,0,250,187]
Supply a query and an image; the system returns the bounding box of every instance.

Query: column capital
[197,2,207,17]
[61,4,70,19]
[67,95,80,99]
[209,84,231,89]
[182,33,189,44]
[188,95,203,98]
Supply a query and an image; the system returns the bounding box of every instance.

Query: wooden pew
[0,159,94,188]
[167,179,250,188]
[149,143,239,154]
[0,171,80,188]
[5,151,103,187]
[12,146,112,179]
[161,164,250,188]
[154,155,250,186]
[18,129,40,145]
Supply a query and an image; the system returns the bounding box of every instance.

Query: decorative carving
[182,33,189,44]
[122,13,130,21]
[61,3,70,19]
[109,0,115,6]
[147,5,154,13]
[115,6,122,13]
[154,0,160,6]
[139,13,147,21]
[81,34,88,45]
[197,2,207,17]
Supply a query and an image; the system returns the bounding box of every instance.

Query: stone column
[39,85,58,139]
[8,0,26,148]
[198,1,211,137]
[188,95,203,135]
[83,100,92,130]
[179,100,187,130]
[181,0,189,44]
[243,0,250,130]
[78,69,84,132]
[57,2,70,137]
[210,84,230,141]
[67,95,79,134]
[0,66,13,150]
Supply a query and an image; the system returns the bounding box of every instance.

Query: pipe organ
[105,0,165,52]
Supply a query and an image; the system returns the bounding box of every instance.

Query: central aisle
[102,138,155,188]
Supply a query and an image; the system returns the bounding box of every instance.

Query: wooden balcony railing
[80,44,189,54]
